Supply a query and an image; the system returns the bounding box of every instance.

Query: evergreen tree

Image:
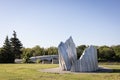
[0,36,15,63]
[10,31,23,59]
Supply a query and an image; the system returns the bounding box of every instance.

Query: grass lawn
[0,63,119,80]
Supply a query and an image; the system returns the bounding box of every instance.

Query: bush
[36,59,42,64]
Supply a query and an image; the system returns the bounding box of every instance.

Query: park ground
[0,63,120,80]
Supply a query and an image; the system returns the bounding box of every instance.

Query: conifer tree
[0,36,15,63]
[10,31,23,59]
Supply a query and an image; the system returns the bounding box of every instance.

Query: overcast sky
[0,0,120,48]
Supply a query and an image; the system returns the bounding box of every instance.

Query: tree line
[21,46,58,63]
[19,44,120,63]
[0,31,120,63]
[77,45,120,62]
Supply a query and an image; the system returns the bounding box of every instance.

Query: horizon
[0,0,120,48]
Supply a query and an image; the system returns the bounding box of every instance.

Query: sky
[0,0,120,48]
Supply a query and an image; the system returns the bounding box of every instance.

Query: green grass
[0,64,120,80]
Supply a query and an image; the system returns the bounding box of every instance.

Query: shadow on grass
[96,67,120,73]
[112,69,120,73]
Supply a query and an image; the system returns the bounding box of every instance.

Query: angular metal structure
[58,37,98,72]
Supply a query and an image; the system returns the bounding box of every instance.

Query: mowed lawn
[0,64,120,80]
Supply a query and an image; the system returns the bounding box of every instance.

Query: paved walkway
[40,66,113,74]
[40,67,72,74]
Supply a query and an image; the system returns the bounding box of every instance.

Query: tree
[111,45,120,61]
[44,48,48,55]
[0,36,15,63]
[98,46,115,61]
[32,45,44,56]
[10,31,23,59]
[76,45,86,59]
[22,48,34,63]
[47,47,58,55]
[0,49,2,62]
